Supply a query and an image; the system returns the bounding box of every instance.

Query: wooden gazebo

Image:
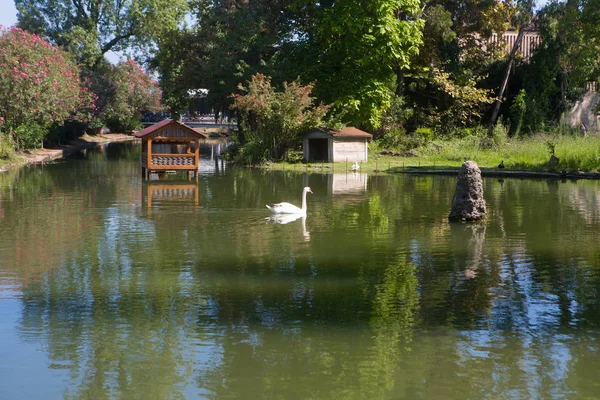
[134,119,208,179]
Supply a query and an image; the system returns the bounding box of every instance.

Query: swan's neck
[301,189,308,212]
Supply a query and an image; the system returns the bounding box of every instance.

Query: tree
[230,73,331,162]
[300,0,423,130]
[387,0,518,134]
[488,0,534,131]
[102,60,162,132]
[150,30,197,119]
[153,0,296,120]
[15,0,188,67]
[0,27,93,148]
[515,0,600,132]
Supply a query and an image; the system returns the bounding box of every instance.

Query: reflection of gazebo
[134,119,208,179]
[144,182,199,208]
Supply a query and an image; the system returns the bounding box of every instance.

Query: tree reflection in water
[4,145,600,398]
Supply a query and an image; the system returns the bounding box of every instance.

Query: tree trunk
[488,24,527,134]
[394,66,405,97]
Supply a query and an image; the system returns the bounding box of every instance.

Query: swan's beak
[308,189,313,194]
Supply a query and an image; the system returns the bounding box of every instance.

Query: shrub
[285,149,304,164]
[0,27,93,147]
[415,127,434,142]
[224,134,270,165]
[13,122,48,149]
[231,73,331,162]
[104,114,142,133]
[509,89,526,136]
[450,125,487,138]
[377,96,413,138]
[480,120,508,149]
[379,128,406,149]
[0,134,14,159]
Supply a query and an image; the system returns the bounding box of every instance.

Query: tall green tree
[15,0,188,67]
[153,0,296,119]
[300,0,423,130]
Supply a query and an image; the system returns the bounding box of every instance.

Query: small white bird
[266,187,313,215]
[351,161,360,171]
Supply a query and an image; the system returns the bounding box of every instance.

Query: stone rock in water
[448,161,486,222]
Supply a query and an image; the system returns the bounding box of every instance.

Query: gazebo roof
[309,126,372,138]
[134,119,208,139]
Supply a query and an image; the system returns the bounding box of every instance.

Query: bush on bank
[0,27,94,152]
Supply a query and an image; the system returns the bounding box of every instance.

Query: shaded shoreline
[394,167,600,180]
[0,133,138,172]
[258,162,600,180]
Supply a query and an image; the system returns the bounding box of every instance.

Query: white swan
[266,187,312,214]
[351,161,360,171]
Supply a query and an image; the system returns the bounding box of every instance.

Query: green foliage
[103,115,141,133]
[546,138,557,157]
[13,122,48,150]
[409,132,600,172]
[285,150,305,164]
[450,125,487,139]
[12,0,599,140]
[378,96,414,138]
[415,127,434,142]
[102,60,162,132]
[230,74,330,162]
[0,134,15,159]
[429,68,494,133]
[86,117,104,132]
[15,0,188,67]
[153,0,294,120]
[516,0,600,133]
[224,134,271,165]
[379,128,407,149]
[480,120,508,149]
[378,127,434,151]
[0,27,94,149]
[509,89,527,136]
[305,0,424,130]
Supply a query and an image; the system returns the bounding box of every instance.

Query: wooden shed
[303,127,372,162]
[134,119,208,178]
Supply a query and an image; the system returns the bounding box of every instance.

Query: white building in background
[303,127,372,163]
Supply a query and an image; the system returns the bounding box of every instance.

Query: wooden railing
[150,154,195,166]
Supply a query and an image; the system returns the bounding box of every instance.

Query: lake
[1,142,600,399]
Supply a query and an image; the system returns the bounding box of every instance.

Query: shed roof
[134,119,208,139]
[309,126,372,138]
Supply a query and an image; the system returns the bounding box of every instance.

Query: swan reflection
[266,215,310,241]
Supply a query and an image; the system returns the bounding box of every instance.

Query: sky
[0,0,17,28]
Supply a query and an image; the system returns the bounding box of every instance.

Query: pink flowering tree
[103,60,162,132]
[0,26,94,149]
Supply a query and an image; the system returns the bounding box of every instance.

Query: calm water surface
[1,143,600,399]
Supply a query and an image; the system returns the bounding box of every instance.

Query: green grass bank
[260,134,600,176]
